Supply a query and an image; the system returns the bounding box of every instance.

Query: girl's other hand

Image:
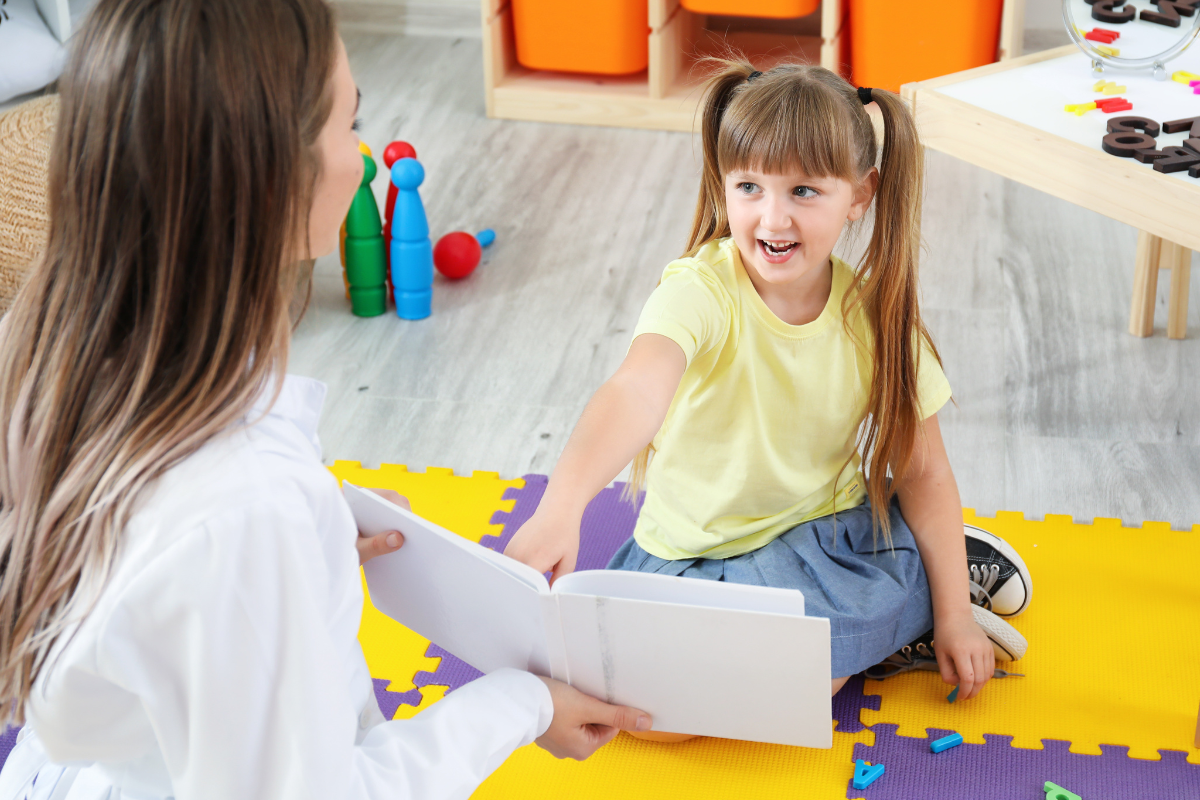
[503,511,580,584]
[932,613,995,700]
[535,677,651,760]
[356,488,409,565]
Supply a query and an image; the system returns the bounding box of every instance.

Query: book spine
[540,594,571,683]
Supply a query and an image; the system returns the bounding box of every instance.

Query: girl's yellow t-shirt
[631,237,952,561]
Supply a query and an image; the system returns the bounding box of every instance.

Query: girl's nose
[760,197,793,234]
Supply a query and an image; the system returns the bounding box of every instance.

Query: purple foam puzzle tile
[0,725,19,773]
[413,643,483,694]
[478,475,546,554]
[479,474,643,570]
[373,677,422,720]
[412,475,647,697]
[850,724,1200,800]
[832,675,881,735]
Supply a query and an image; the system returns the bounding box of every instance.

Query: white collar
[246,374,328,453]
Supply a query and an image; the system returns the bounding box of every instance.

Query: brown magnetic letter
[1142,0,1200,25]
[1107,116,1162,137]
[1102,132,1158,156]
[1087,0,1136,22]
[1152,147,1200,172]
[1163,116,1200,136]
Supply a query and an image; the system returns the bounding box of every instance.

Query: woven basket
[0,95,58,315]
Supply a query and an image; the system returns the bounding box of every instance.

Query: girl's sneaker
[965,524,1032,617]
[862,605,1028,680]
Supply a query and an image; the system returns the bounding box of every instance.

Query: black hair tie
[748,71,763,82]
[857,86,874,105]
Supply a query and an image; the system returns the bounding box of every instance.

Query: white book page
[553,569,805,616]
[554,575,831,748]
[346,484,555,676]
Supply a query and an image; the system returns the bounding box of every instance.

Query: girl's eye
[737,182,760,194]
[794,186,819,198]
[352,118,363,132]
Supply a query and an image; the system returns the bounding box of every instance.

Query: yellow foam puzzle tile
[475,726,875,800]
[328,461,522,545]
[861,510,1200,763]
[357,571,440,700]
[393,685,450,721]
[329,463,524,713]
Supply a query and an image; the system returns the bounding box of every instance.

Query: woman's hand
[535,677,651,760]
[356,488,409,565]
[932,612,995,700]
[503,510,581,585]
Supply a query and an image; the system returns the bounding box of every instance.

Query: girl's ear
[847,167,879,222]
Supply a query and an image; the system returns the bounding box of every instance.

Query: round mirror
[1062,0,1200,78]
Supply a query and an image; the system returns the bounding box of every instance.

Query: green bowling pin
[343,154,388,317]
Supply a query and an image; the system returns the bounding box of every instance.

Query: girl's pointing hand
[504,509,581,585]
[932,613,995,701]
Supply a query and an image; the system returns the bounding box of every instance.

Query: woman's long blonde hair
[0,0,338,726]
[628,59,940,548]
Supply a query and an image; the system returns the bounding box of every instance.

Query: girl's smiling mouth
[758,238,799,263]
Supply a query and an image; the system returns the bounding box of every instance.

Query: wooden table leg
[1195,702,1200,748]
[1165,242,1192,340]
[1130,231,1161,337]
[1129,233,1192,339]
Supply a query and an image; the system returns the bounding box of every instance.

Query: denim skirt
[605,499,934,678]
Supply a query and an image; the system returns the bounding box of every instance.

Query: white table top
[938,29,1200,186]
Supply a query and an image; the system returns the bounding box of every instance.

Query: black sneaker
[966,524,1032,617]
[862,605,1028,680]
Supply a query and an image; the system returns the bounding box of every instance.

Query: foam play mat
[331,463,1200,800]
[1,463,1193,799]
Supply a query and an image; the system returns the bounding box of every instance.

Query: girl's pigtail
[684,59,756,254]
[851,88,941,549]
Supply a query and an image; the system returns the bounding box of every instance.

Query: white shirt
[0,375,553,800]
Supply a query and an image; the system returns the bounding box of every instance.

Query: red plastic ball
[433,232,482,280]
[383,141,417,168]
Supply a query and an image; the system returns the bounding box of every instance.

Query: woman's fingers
[367,487,410,510]
[576,691,651,733]
[356,529,404,565]
[352,489,409,565]
[536,677,651,761]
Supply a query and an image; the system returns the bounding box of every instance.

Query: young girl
[0,1,649,797]
[505,61,1033,722]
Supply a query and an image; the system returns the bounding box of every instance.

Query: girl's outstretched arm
[895,415,996,701]
[504,333,686,583]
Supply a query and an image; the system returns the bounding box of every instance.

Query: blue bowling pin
[389,158,432,320]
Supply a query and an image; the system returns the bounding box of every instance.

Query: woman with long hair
[0,1,647,797]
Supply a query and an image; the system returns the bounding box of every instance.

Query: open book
[347,483,833,747]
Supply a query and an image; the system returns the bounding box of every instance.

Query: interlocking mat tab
[327,462,523,718]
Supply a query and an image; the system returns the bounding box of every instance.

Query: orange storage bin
[681,0,819,18]
[849,0,1004,92]
[512,0,649,76]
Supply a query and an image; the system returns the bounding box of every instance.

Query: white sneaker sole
[973,604,1028,662]
[966,524,1033,617]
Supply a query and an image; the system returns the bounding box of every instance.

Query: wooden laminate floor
[290,31,1200,529]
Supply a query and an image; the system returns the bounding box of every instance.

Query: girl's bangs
[717,81,860,182]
